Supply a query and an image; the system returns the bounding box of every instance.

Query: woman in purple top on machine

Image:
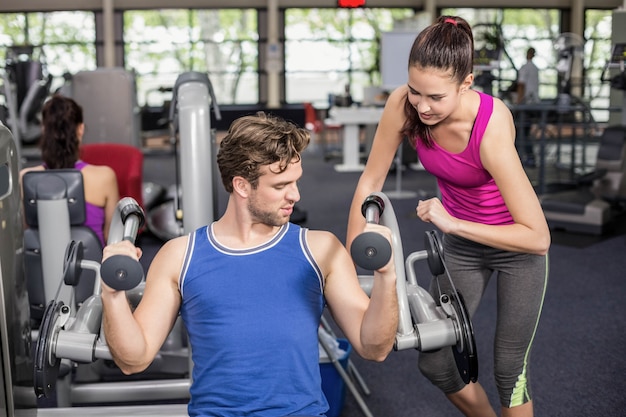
[347,16,550,417]
[20,94,119,245]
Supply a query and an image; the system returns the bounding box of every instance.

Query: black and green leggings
[418,233,549,408]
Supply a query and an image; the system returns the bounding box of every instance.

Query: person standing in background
[516,47,540,167]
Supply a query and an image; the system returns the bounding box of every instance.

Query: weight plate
[449,292,478,384]
[424,230,445,276]
[34,300,64,398]
[63,240,83,286]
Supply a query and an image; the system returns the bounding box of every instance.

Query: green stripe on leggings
[509,253,549,407]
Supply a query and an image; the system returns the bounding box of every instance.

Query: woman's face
[406,66,468,126]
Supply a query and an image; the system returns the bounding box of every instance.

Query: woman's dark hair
[40,94,84,169]
[217,112,310,193]
[401,15,474,148]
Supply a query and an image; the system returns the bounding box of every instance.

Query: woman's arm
[346,86,408,251]
[417,98,550,255]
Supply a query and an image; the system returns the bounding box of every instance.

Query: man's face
[247,159,302,227]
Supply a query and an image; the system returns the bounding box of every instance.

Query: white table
[327,107,384,172]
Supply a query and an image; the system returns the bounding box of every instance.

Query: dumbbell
[350,194,392,270]
[100,197,146,290]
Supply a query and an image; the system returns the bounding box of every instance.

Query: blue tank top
[179,222,328,417]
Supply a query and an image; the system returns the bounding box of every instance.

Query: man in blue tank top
[100,112,398,416]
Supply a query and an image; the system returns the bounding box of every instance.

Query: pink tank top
[415,92,514,225]
[75,161,106,245]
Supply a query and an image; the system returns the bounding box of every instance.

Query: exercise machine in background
[1,46,52,161]
[146,71,222,241]
[540,43,626,235]
[0,120,34,415]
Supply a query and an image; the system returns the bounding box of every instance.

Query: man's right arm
[101,238,185,374]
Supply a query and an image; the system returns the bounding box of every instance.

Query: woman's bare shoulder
[490,95,514,117]
[81,164,119,200]
[82,164,117,185]
[84,163,116,175]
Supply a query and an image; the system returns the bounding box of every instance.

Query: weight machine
[351,192,478,383]
[145,71,222,241]
[31,193,478,417]
[13,68,477,415]
[27,70,375,415]
[30,70,224,409]
[32,196,191,406]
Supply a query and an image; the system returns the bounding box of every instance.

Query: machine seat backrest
[23,170,86,227]
[22,170,103,324]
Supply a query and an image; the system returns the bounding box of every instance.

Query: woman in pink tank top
[347,15,550,417]
[20,94,119,245]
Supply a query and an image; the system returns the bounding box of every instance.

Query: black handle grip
[360,194,385,223]
[351,194,392,270]
[101,197,146,290]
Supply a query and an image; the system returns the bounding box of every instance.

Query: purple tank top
[75,161,106,245]
[416,92,514,225]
